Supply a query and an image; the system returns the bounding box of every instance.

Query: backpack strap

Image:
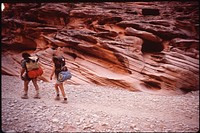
[60,56,65,68]
[21,59,28,72]
[21,59,31,80]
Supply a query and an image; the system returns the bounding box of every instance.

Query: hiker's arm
[50,66,55,80]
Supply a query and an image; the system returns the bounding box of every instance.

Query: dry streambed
[2,75,199,132]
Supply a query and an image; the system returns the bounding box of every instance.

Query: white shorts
[56,79,63,84]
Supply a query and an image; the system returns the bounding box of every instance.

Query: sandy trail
[2,75,199,132]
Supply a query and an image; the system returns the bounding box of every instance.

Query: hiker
[20,52,42,99]
[50,55,68,103]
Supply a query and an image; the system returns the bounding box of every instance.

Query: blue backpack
[58,70,72,82]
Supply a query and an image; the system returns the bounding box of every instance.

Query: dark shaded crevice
[141,40,164,53]
[143,81,161,90]
[180,87,194,94]
[142,8,160,16]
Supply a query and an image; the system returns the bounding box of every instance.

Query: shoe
[34,93,41,99]
[55,96,60,101]
[61,98,67,104]
[21,94,28,99]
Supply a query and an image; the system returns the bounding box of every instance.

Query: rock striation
[1,2,199,95]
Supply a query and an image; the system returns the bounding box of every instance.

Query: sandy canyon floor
[1,75,199,132]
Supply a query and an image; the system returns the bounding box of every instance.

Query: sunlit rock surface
[1,2,199,95]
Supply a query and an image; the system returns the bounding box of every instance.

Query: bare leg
[59,83,66,99]
[55,83,60,94]
[54,83,60,100]
[32,78,40,99]
[32,78,39,94]
[59,83,67,103]
[21,80,30,99]
[24,80,30,94]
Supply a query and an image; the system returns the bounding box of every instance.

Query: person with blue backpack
[50,54,71,103]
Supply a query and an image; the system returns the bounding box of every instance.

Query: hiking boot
[21,94,28,99]
[61,98,67,104]
[34,93,41,99]
[55,96,60,101]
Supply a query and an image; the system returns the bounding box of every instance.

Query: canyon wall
[1,2,199,95]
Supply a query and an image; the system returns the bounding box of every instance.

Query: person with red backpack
[50,55,68,103]
[20,52,43,99]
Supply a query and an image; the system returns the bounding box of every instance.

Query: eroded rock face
[1,2,199,95]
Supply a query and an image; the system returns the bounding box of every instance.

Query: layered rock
[1,2,199,95]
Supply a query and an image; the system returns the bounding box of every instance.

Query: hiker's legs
[21,80,30,99]
[32,78,41,98]
[59,83,67,100]
[55,83,60,94]
[32,78,39,94]
[24,80,30,94]
[54,83,60,100]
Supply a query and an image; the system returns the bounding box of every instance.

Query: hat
[29,56,38,61]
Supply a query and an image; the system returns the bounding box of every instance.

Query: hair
[22,52,31,60]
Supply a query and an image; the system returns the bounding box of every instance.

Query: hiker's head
[22,52,31,60]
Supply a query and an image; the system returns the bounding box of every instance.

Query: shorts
[56,79,63,84]
[55,76,63,84]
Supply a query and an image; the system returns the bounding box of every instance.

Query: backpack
[25,56,39,71]
[53,56,72,82]
[53,56,66,76]
[24,56,43,78]
[58,70,72,82]
[27,66,43,79]
[53,56,65,68]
